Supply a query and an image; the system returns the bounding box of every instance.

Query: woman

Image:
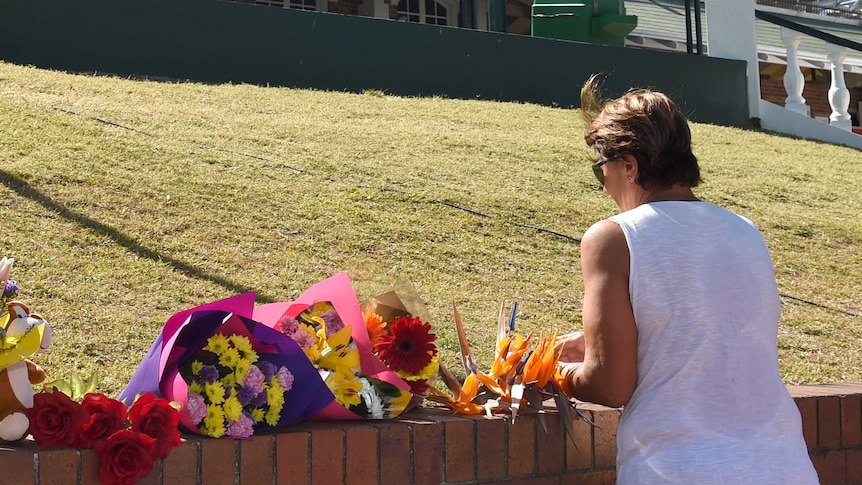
[557,76,819,483]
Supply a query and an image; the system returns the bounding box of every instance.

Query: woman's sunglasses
[592,158,614,186]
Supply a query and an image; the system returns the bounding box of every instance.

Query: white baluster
[780,27,809,116]
[825,43,852,131]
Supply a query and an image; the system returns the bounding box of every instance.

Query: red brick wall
[2,383,860,484]
[761,77,862,124]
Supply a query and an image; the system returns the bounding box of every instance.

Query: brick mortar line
[234,439,241,485]
[195,440,203,485]
[77,449,83,485]
[375,426,382,485]
[270,434,277,485]
[408,423,415,485]
[32,449,39,485]
[471,419,478,483]
[305,432,312,485]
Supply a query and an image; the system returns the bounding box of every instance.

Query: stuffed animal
[0,301,52,442]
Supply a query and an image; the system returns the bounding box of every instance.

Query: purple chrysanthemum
[288,329,316,350]
[237,386,257,406]
[199,365,219,384]
[242,365,265,388]
[260,361,277,381]
[251,392,268,408]
[321,309,345,338]
[225,412,254,439]
[187,393,207,425]
[276,367,294,392]
[276,314,299,334]
[3,280,18,298]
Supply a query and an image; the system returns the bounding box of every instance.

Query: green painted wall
[0,0,750,126]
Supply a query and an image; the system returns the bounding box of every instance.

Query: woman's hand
[555,331,585,363]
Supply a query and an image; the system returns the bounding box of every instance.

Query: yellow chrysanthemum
[397,354,439,381]
[203,405,226,438]
[190,360,204,375]
[229,334,253,353]
[250,408,265,424]
[265,406,281,426]
[266,378,285,408]
[204,334,230,356]
[223,394,243,422]
[234,358,252,383]
[221,373,236,389]
[204,381,226,405]
[219,347,240,368]
[188,381,204,395]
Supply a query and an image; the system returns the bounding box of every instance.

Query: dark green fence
[0,0,750,126]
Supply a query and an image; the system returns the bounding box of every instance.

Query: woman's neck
[618,185,698,212]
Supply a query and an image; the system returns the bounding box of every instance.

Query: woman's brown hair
[581,74,702,190]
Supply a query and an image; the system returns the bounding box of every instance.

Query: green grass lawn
[1,61,860,395]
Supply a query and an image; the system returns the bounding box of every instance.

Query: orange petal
[477,371,507,397]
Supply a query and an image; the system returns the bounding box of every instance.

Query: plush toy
[0,301,52,442]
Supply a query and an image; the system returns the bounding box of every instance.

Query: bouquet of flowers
[277,301,413,419]
[361,288,439,398]
[426,300,583,442]
[120,272,416,438]
[27,387,181,485]
[119,294,336,437]
[179,333,295,438]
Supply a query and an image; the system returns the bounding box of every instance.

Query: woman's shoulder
[582,219,628,257]
[584,218,624,241]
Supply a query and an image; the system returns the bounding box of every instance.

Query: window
[254,0,320,12]
[287,0,318,11]
[397,0,449,25]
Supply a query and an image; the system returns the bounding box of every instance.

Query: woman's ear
[621,153,638,182]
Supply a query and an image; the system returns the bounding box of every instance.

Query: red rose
[128,393,181,459]
[26,391,89,447]
[77,393,128,449]
[95,429,157,485]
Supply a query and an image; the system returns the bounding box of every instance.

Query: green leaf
[82,373,99,395]
[45,380,72,398]
[70,373,85,401]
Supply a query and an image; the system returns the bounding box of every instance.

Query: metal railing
[756,0,862,21]
[755,9,862,51]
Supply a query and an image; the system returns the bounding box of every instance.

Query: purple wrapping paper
[119,293,337,434]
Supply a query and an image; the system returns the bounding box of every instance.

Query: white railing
[779,27,853,131]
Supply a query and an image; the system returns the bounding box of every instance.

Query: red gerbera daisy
[408,379,430,396]
[373,315,437,375]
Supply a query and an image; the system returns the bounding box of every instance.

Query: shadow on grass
[0,169,276,304]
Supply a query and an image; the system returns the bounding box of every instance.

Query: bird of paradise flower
[426,300,588,443]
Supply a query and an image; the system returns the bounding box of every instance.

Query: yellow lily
[317,324,360,373]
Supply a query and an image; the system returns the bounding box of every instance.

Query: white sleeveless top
[609,201,818,484]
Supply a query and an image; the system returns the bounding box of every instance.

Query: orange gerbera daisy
[363,311,387,347]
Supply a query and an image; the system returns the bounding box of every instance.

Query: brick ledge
[2,382,860,484]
